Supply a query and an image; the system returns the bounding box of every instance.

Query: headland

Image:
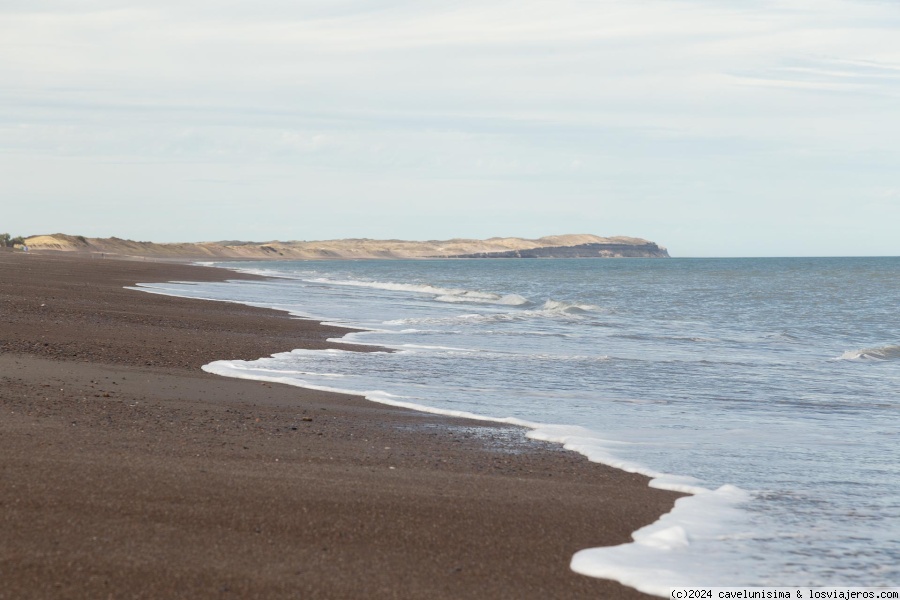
[16,233,670,260]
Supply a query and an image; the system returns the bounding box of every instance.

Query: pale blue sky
[2,0,898,256]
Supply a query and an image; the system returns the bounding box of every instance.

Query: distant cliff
[22,233,669,260]
[450,242,669,259]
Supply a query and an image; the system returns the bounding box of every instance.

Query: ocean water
[133,257,900,595]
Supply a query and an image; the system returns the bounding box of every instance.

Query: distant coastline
[19,233,670,260]
[449,241,669,259]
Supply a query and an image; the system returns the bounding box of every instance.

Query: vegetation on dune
[0,233,26,247]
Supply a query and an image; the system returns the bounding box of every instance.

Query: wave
[202,355,749,597]
[384,301,601,327]
[836,344,900,362]
[307,277,531,306]
[540,299,600,314]
[435,293,530,306]
[306,279,598,314]
[763,331,802,343]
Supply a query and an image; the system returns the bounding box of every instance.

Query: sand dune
[22,233,666,260]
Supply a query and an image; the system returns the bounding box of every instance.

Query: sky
[1,0,899,257]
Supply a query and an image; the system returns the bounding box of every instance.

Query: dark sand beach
[0,251,681,599]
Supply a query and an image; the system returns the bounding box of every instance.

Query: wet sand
[0,251,681,599]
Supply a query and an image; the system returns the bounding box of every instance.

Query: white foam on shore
[202,353,750,598]
[571,484,751,597]
[135,276,752,598]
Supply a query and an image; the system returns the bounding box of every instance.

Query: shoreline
[1,251,682,598]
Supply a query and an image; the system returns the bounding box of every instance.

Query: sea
[133,257,900,596]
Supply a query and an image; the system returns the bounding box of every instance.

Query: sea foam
[540,299,600,314]
[133,256,900,594]
[200,353,749,598]
[307,277,531,306]
[570,485,751,597]
[137,272,752,597]
[837,344,900,362]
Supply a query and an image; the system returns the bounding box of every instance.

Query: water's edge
[131,270,750,598]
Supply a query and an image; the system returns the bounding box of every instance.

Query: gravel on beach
[0,251,681,599]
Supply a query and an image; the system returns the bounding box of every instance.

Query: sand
[20,233,661,260]
[0,251,681,599]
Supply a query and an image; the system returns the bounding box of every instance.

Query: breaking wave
[540,300,600,314]
[837,344,900,362]
[384,299,601,327]
[307,277,530,306]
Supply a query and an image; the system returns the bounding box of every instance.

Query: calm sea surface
[135,257,900,594]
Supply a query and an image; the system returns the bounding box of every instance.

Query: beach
[0,251,682,599]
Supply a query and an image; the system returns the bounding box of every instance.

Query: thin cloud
[1,0,899,255]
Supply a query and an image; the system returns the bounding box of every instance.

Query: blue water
[135,257,900,593]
